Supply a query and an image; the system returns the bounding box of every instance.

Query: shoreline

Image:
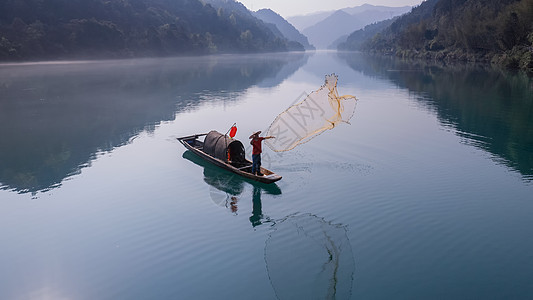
[385,47,533,75]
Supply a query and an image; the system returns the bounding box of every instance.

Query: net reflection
[265,213,355,300]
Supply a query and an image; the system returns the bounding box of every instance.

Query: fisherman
[249,131,274,176]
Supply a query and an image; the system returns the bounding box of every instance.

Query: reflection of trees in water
[339,52,533,180]
[0,53,308,193]
[265,213,355,300]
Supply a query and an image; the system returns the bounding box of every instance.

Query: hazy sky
[237,0,424,17]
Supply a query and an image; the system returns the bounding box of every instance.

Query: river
[1,51,532,299]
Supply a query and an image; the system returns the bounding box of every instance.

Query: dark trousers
[252,154,261,174]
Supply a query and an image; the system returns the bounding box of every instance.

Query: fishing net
[265,214,355,300]
[265,74,357,152]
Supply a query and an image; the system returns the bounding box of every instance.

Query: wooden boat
[178,131,282,184]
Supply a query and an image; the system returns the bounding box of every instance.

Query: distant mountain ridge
[287,11,334,32]
[291,4,411,49]
[303,10,356,49]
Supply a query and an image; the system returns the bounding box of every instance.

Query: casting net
[265,74,357,152]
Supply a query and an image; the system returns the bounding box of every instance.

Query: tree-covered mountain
[342,0,533,72]
[252,9,313,50]
[0,0,297,61]
[337,18,398,51]
[201,0,305,51]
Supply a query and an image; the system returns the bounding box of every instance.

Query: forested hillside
[253,9,313,50]
[343,0,533,72]
[0,0,296,61]
[337,18,397,51]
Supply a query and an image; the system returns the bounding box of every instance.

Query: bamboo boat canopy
[203,130,246,163]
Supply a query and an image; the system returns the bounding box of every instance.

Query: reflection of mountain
[0,53,307,193]
[257,52,311,88]
[339,52,533,179]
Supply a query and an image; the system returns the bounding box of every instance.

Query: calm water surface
[1,52,532,299]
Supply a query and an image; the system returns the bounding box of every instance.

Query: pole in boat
[226,123,237,138]
[224,123,237,161]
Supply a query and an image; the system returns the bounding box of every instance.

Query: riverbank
[382,37,533,76]
[391,45,533,75]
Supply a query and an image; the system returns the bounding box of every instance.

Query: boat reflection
[182,151,281,227]
[183,150,355,298]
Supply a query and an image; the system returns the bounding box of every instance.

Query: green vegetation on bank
[340,0,533,73]
[0,0,302,61]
